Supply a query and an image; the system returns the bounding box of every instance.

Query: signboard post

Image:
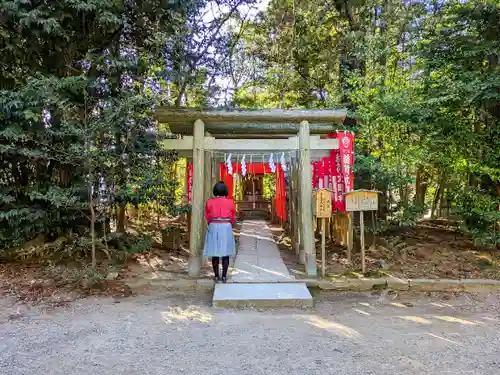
[345,190,379,274]
[313,189,333,277]
[312,190,317,232]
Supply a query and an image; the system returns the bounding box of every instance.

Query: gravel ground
[1,290,500,375]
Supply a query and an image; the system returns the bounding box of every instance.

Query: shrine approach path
[1,291,499,375]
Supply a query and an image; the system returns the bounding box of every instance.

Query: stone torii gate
[157,108,347,278]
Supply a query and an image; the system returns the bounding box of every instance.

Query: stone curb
[125,278,216,292]
[126,277,500,293]
[305,278,500,292]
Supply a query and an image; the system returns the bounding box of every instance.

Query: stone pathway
[213,220,312,307]
[231,220,295,283]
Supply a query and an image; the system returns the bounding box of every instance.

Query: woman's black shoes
[214,276,221,283]
[221,277,227,284]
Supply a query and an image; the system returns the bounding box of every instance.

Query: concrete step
[212,282,314,308]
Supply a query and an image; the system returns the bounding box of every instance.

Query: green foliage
[1,0,499,255]
[228,0,499,246]
[125,235,154,254]
[133,167,179,215]
[262,174,276,200]
[0,0,199,253]
[171,204,191,216]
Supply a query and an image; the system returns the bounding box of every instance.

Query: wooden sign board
[312,190,317,216]
[314,188,332,218]
[345,190,378,212]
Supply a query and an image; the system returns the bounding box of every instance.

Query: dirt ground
[274,220,500,280]
[0,219,245,306]
[2,219,500,374]
[1,217,498,308]
[1,290,500,375]
[119,220,243,283]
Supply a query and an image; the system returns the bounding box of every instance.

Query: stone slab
[386,277,410,291]
[235,255,259,262]
[230,219,295,284]
[128,277,500,295]
[460,279,500,292]
[257,266,291,275]
[231,275,296,283]
[213,283,313,308]
[316,278,388,291]
[232,264,258,273]
[409,279,463,292]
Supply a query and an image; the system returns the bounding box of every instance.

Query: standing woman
[203,181,236,283]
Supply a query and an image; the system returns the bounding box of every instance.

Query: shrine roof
[155,108,347,137]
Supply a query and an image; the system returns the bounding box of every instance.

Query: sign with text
[345,190,378,212]
[330,148,345,211]
[314,188,333,218]
[337,132,354,193]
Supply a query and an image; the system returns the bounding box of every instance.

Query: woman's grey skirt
[202,222,236,258]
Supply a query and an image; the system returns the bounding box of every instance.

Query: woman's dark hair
[213,181,229,197]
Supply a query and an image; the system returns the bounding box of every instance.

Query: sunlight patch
[303,316,362,339]
[161,307,212,325]
[353,308,371,316]
[398,316,432,325]
[433,316,477,325]
[391,302,408,308]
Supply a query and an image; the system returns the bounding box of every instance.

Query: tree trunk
[399,184,409,210]
[117,204,126,233]
[378,184,388,219]
[431,172,445,218]
[88,178,97,269]
[414,166,428,208]
[431,188,440,218]
[438,187,446,218]
[175,81,189,108]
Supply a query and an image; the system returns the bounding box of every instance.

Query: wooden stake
[347,212,353,262]
[371,210,376,248]
[326,217,329,239]
[360,211,366,274]
[321,218,326,278]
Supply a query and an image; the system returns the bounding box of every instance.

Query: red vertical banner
[187,162,193,202]
[337,132,355,193]
[312,161,321,189]
[327,132,355,212]
[275,164,286,221]
[317,159,325,188]
[331,148,345,211]
[322,157,330,189]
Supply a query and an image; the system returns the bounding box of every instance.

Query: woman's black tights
[211,256,229,279]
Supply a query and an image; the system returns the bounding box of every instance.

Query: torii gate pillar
[299,120,317,276]
[188,119,205,277]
